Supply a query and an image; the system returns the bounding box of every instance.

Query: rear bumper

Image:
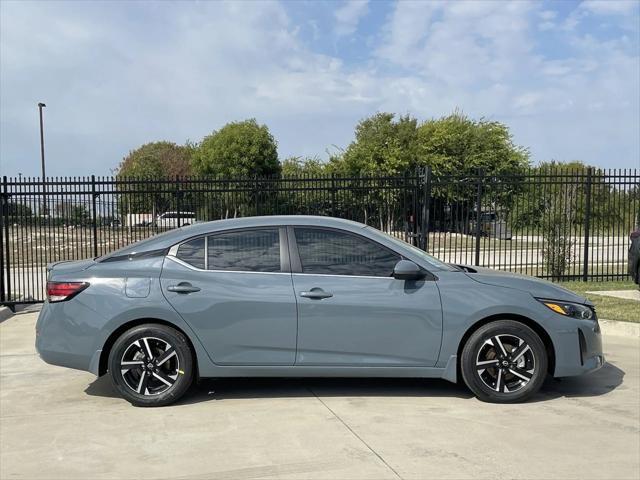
[552,319,604,377]
[35,301,102,375]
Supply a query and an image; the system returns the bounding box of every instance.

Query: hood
[457,265,590,305]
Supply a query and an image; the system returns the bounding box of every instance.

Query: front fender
[435,272,559,368]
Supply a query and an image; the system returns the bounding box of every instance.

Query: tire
[108,323,194,407]
[461,320,548,403]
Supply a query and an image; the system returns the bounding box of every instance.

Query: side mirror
[393,260,425,281]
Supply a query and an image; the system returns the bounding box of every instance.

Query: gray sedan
[36,216,604,406]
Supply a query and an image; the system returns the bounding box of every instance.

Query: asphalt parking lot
[1,312,639,480]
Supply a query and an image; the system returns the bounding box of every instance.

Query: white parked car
[155,211,196,229]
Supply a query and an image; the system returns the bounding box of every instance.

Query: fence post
[0,176,6,303]
[474,169,484,266]
[91,175,98,257]
[255,175,260,216]
[582,167,593,282]
[175,177,182,228]
[1,176,10,304]
[331,173,336,217]
[421,166,432,251]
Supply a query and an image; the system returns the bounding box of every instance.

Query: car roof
[99,216,367,259]
[190,215,366,232]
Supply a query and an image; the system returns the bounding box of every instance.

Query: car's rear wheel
[108,324,194,407]
[461,320,548,403]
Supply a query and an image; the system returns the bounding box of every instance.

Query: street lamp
[38,102,47,213]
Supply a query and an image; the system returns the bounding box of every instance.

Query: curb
[600,319,640,338]
[0,306,14,323]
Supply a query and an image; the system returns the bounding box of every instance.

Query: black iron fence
[1,168,638,305]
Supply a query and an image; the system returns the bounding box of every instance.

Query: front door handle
[167,282,201,294]
[300,288,333,299]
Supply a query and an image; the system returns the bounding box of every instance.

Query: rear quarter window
[176,237,205,269]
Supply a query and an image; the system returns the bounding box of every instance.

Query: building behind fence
[1,168,638,305]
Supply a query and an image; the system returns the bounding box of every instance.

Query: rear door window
[208,229,280,272]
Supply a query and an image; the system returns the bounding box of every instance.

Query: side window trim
[204,235,209,270]
[288,225,403,278]
[169,226,290,274]
[286,226,302,274]
[279,227,291,273]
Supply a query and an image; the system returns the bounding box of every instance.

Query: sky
[1,0,639,177]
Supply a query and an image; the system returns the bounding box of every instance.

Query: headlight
[537,299,595,320]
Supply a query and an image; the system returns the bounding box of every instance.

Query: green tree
[279,157,334,216]
[509,161,629,279]
[416,112,529,176]
[539,178,581,280]
[326,114,420,231]
[329,111,529,177]
[56,201,90,225]
[117,141,193,178]
[511,161,628,233]
[7,201,33,218]
[416,112,530,234]
[327,112,530,232]
[330,113,419,176]
[190,119,280,218]
[116,142,194,217]
[281,157,327,177]
[191,119,280,177]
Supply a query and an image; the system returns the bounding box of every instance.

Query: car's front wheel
[461,320,548,403]
[108,323,194,407]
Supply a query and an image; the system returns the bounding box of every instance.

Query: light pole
[38,102,47,214]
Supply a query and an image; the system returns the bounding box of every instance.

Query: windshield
[368,228,457,271]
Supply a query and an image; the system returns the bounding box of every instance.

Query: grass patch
[558,280,639,323]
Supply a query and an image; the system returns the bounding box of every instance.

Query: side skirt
[196,364,454,382]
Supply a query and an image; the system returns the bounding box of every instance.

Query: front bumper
[552,318,604,377]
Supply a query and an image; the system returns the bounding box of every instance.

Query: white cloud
[334,0,369,37]
[563,0,640,33]
[376,1,440,68]
[580,0,639,15]
[0,0,638,176]
[1,1,375,174]
[374,0,639,166]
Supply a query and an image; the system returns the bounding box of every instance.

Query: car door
[290,226,442,367]
[161,227,297,365]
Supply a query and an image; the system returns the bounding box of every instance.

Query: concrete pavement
[586,290,640,302]
[1,312,639,479]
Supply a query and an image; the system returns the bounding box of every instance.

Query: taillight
[46,281,89,303]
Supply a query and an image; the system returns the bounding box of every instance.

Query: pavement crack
[307,386,403,480]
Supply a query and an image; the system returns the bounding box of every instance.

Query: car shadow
[178,377,474,406]
[84,375,122,399]
[84,361,625,406]
[534,361,626,401]
[84,375,473,404]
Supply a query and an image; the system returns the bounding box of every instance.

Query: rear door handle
[167,282,201,294]
[300,288,333,299]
